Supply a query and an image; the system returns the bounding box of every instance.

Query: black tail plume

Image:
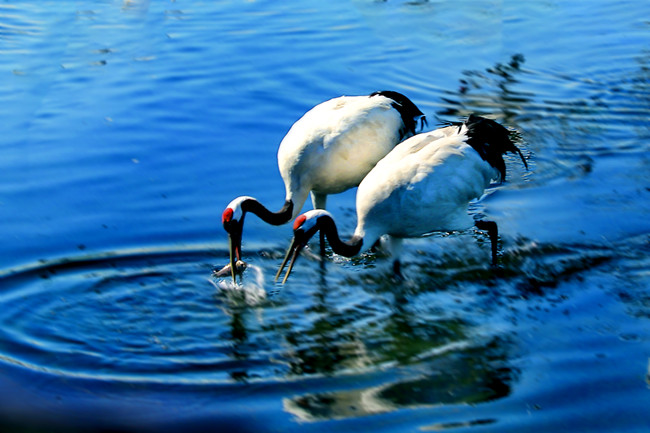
[464,114,527,181]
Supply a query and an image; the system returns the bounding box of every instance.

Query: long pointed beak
[227,225,242,283]
[282,243,305,285]
[274,238,295,282]
[274,237,306,284]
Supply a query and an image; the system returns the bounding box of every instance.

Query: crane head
[274,210,328,284]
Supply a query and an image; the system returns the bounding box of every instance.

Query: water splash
[211,262,268,306]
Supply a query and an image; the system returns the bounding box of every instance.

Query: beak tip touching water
[220,225,244,283]
[275,237,305,284]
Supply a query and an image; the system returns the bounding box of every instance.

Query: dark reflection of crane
[374,282,470,366]
[372,336,515,407]
[283,266,370,376]
[284,331,517,422]
[277,259,470,377]
[280,273,518,421]
[225,305,250,382]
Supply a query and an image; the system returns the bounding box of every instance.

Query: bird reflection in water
[283,336,516,422]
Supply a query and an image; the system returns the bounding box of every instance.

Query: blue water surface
[1,1,649,432]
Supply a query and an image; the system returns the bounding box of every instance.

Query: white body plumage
[277,93,415,215]
[354,124,499,251]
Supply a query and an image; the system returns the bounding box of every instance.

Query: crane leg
[392,259,403,280]
[311,192,328,257]
[319,230,326,257]
[310,192,327,210]
[475,220,498,265]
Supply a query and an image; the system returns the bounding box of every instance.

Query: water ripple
[0,243,521,389]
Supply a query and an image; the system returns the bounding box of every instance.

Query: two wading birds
[219,91,527,283]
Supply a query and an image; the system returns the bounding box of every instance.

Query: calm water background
[1,1,649,432]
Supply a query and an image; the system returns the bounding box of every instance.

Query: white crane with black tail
[276,114,527,283]
[219,91,426,281]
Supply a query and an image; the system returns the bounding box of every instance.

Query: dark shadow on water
[283,335,517,422]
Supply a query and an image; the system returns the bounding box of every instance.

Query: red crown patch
[222,208,234,224]
[293,214,307,230]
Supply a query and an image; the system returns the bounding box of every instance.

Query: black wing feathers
[464,114,527,181]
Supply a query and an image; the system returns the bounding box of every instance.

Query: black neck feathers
[317,214,364,258]
[370,90,426,138]
[463,114,527,181]
[242,199,293,226]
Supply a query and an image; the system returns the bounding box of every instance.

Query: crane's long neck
[244,199,294,226]
[319,215,364,257]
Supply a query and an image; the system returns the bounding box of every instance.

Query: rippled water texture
[1,1,649,432]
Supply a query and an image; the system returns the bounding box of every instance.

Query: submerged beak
[226,223,243,283]
[274,234,307,284]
